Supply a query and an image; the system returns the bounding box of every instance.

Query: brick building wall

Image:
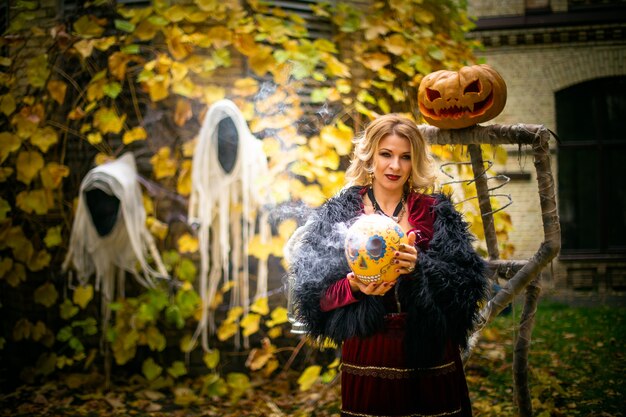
[467,0,626,298]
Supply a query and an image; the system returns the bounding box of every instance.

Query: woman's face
[372,134,412,193]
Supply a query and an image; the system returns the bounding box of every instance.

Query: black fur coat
[290,186,489,366]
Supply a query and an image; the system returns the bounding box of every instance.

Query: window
[556,77,626,256]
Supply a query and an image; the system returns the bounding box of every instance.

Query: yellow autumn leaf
[162,4,186,22]
[44,226,62,248]
[179,333,197,353]
[93,107,126,135]
[108,52,132,81]
[34,281,59,308]
[31,321,47,342]
[73,15,105,38]
[0,132,21,164]
[246,339,275,371]
[206,26,232,48]
[325,55,351,78]
[87,132,102,145]
[0,167,14,182]
[26,54,50,88]
[240,313,260,337]
[47,80,67,105]
[150,146,177,179]
[73,285,93,309]
[16,150,44,185]
[248,45,275,77]
[203,349,220,369]
[40,162,70,190]
[250,297,269,316]
[0,198,9,221]
[217,321,238,341]
[145,73,171,102]
[177,233,198,253]
[134,20,159,42]
[201,85,226,105]
[384,33,408,55]
[28,249,51,272]
[225,306,244,324]
[0,93,16,116]
[360,52,391,72]
[164,26,192,60]
[298,365,321,391]
[13,318,32,341]
[174,98,192,127]
[320,123,354,156]
[73,39,94,58]
[6,262,26,287]
[146,216,168,240]
[122,126,147,145]
[247,235,271,261]
[266,306,289,327]
[278,219,297,241]
[0,257,12,279]
[233,78,259,97]
[30,126,58,153]
[94,36,116,51]
[16,189,50,215]
[176,159,192,196]
[12,113,38,140]
[172,78,197,98]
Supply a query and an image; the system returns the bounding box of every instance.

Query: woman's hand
[394,231,419,274]
[347,273,395,296]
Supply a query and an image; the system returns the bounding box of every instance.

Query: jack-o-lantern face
[345,214,408,284]
[417,64,507,129]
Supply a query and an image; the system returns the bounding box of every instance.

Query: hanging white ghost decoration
[188,99,272,351]
[63,153,168,335]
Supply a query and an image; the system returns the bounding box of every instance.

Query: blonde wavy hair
[345,114,436,192]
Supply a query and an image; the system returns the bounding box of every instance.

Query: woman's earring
[407,174,415,193]
[368,171,374,185]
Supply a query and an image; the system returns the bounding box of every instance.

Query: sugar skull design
[345,214,408,284]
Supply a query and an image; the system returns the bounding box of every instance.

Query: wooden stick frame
[417,124,561,417]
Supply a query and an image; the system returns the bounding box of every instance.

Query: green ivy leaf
[59,299,79,320]
[167,361,187,378]
[103,82,122,99]
[175,258,197,282]
[142,357,163,381]
[34,282,58,308]
[57,326,73,342]
[114,19,136,33]
[203,349,220,369]
[145,326,166,351]
[165,304,184,329]
[26,55,50,88]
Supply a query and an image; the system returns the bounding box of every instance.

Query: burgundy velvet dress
[321,193,473,417]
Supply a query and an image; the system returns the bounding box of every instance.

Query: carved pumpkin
[418,64,507,129]
[345,214,408,284]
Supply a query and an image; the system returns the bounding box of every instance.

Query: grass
[466,299,626,417]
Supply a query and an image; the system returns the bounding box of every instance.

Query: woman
[290,114,489,417]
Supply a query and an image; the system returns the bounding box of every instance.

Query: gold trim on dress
[340,361,456,379]
[341,405,462,417]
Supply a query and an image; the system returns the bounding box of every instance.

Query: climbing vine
[0,0,512,397]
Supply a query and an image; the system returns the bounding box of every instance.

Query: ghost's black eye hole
[464,79,481,94]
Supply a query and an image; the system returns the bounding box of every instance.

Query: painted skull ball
[344,214,409,284]
[418,64,507,129]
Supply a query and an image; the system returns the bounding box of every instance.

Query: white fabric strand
[188,99,272,351]
[63,153,169,339]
